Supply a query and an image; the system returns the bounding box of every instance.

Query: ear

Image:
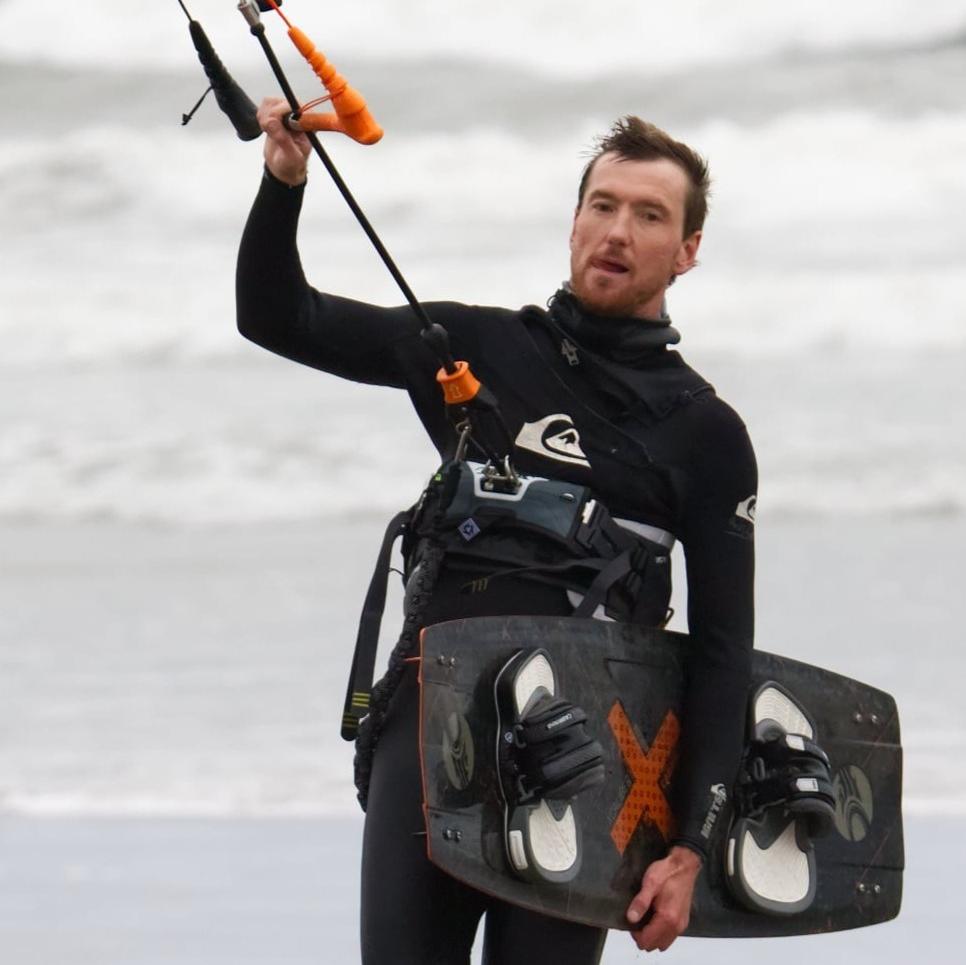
[673,229,702,276]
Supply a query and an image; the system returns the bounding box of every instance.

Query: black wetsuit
[236,171,757,965]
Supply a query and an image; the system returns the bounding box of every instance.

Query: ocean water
[0,0,964,818]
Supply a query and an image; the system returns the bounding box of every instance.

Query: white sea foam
[1,41,963,523]
[0,731,961,819]
[2,110,965,522]
[0,0,962,76]
[0,354,962,523]
[0,777,358,818]
[3,112,966,369]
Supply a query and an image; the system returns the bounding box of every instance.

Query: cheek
[573,220,600,254]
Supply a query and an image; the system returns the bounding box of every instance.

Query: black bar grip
[189,19,261,142]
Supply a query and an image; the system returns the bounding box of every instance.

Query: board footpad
[493,648,589,884]
[726,681,832,916]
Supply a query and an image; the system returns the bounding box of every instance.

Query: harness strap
[340,509,411,741]
[571,548,635,618]
[614,516,675,550]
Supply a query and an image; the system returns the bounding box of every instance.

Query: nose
[605,206,632,246]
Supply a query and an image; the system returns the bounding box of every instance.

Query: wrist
[263,163,307,189]
[668,845,703,875]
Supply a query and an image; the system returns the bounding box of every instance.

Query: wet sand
[0,814,959,964]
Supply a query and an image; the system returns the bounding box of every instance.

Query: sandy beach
[0,814,959,964]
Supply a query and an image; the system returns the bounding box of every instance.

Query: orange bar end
[436,361,481,405]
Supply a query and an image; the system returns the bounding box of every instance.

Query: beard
[568,271,665,319]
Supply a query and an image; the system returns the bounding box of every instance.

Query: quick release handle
[188,19,261,141]
[285,28,383,145]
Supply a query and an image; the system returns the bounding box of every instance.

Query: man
[237,103,756,961]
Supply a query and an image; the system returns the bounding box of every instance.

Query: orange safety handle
[288,27,383,145]
[436,361,481,406]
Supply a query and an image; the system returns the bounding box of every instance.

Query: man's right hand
[258,97,311,186]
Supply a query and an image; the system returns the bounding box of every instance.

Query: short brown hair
[577,116,710,238]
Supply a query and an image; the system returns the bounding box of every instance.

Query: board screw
[856,882,867,894]
[873,884,882,895]
[870,714,880,725]
[442,828,462,842]
[852,712,864,723]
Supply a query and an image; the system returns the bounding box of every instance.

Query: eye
[591,200,613,213]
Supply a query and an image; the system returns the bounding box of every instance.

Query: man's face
[569,153,702,319]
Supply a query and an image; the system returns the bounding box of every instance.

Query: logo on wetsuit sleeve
[727,495,757,540]
[514,414,591,468]
[700,783,729,839]
[735,496,756,523]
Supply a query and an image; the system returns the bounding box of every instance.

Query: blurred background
[1,1,964,961]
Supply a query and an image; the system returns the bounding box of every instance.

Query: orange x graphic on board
[607,701,681,855]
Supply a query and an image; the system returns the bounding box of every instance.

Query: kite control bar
[177,1,380,145]
[176,1,514,469]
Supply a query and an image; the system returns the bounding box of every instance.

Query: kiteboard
[418,615,902,937]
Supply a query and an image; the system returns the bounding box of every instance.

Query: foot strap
[511,694,605,801]
[725,681,833,916]
[739,733,835,837]
[494,648,604,884]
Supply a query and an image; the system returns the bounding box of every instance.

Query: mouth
[590,256,629,275]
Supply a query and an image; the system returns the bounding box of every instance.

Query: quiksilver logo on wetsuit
[514,414,591,468]
[735,495,757,524]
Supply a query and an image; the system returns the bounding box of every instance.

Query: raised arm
[235,97,428,388]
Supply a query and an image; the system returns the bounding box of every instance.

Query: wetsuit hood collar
[548,287,681,366]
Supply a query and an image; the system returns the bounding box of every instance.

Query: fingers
[625,855,695,953]
[258,96,310,154]
[626,872,658,927]
[258,96,310,186]
[257,97,290,135]
[632,907,688,953]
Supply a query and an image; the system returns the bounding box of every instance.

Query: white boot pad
[725,682,819,916]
